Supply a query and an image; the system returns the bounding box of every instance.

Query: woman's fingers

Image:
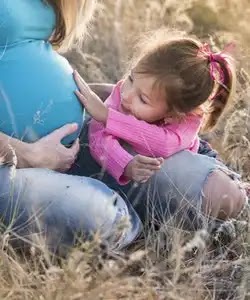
[70,138,80,158]
[48,123,79,142]
[31,123,81,171]
[57,142,79,172]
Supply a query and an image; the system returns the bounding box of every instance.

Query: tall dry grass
[1,1,250,299]
[65,0,250,82]
[0,214,249,299]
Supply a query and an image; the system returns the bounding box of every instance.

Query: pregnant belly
[0,41,84,144]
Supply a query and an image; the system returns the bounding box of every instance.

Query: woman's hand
[30,123,80,172]
[73,70,108,123]
[124,155,163,183]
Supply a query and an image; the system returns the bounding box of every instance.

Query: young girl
[73,29,246,223]
[74,30,235,184]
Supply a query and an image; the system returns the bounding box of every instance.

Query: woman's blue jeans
[0,165,141,254]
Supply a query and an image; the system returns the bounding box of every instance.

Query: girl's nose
[122,88,134,104]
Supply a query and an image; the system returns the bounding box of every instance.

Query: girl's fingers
[73,71,90,92]
[157,157,164,164]
[137,162,161,171]
[141,178,150,183]
[74,70,85,84]
[75,90,83,98]
[136,169,155,177]
[75,90,87,105]
[73,71,83,88]
[137,155,162,166]
[136,176,150,183]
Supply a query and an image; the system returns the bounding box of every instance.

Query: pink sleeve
[88,119,133,185]
[105,109,202,158]
[88,82,134,185]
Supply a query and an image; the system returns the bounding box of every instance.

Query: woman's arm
[0,132,34,167]
[0,82,113,169]
[0,123,80,171]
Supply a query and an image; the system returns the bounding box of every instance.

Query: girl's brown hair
[132,29,236,130]
[45,0,96,50]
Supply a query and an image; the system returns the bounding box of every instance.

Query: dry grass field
[1,1,250,299]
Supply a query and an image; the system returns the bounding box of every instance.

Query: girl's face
[120,70,168,123]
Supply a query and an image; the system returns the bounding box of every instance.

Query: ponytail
[203,54,236,131]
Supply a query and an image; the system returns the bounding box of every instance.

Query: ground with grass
[1,1,250,299]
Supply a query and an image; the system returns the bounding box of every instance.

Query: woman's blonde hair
[45,0,96,50]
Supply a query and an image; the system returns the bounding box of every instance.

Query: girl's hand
[30,123,80,172]
[124,155,163,183]
[73,70,108,123]
[88,83,114,101]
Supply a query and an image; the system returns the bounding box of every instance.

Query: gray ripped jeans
[69,120,245,230]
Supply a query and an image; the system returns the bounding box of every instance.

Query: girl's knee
[202,170,246,219]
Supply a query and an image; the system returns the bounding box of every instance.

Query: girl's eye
[128,74,133,82]
[140,96,147,104]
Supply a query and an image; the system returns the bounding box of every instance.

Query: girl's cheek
[121,80,129,95]
[133,104,140,118]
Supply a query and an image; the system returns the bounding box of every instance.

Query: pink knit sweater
[89,81,202,185]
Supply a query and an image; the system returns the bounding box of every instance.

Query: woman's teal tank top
[0,0,84,144]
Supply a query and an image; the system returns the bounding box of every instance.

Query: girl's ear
[192,106,204,117]
[163,115,174,124]
[164,111,186,124]
[163,117,168,124]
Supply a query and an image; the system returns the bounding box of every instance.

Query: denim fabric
[70,120,231,229]
[198,139,218,158]
[0,165,142,253]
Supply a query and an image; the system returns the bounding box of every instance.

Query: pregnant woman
[0,0,142,253]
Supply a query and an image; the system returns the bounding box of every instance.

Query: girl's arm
[89,119,133,185]
[89,120,163,184]
[105,109,202,158]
